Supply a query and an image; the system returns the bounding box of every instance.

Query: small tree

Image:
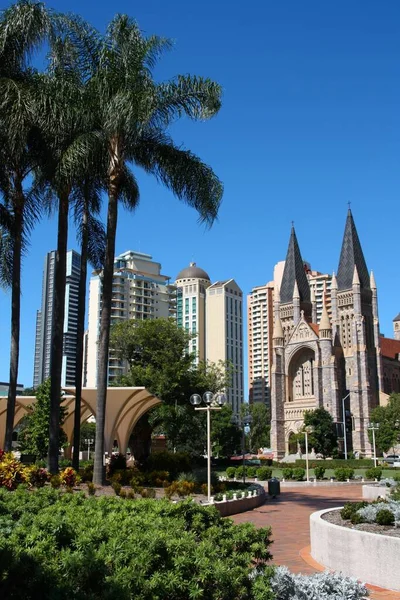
[79,421,96,451]
[369,393,400,453]
[244,403,270,453]
[18,379,67,460]
[302,407,337,458]
[211,405,241,458]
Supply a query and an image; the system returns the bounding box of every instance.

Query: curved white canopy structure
[1,387,161,455]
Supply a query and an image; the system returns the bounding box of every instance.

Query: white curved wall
[311,508,400,591]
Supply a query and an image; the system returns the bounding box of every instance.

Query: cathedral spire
[280,225,310,304]
[337,209,370,291]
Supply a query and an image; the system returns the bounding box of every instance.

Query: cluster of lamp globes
[189,392,227,407]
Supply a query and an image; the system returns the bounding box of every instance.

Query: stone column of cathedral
[270,315,286,459]
[293,281,301,325]
[330,272,338,341]
[370,271,384,396]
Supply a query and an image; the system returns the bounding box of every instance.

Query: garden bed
[322,507,400,538]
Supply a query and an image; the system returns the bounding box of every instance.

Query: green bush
[50,474,61,489]
[256,467,272,481]
[365,467,383,481]
[292,458,374,469]
[313,465,325,480]
[112,481,122,496]
[334,467,354,481]
[226,466,236,479]
[282,468,293,480]
[292,468,305,481]
[140,487,156,499]
[247,467,257,478]
[350,512,365,525]
[107,453,127,478]
[236,465,247,478]
[340,502,368,520]
[0,487,273,598]
[87,482,96,496]
[376,508,395,526]
[144,451,192,479]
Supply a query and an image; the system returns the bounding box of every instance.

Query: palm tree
[0,0,55,450]
[86,16,223,485]
[72,178,105,471]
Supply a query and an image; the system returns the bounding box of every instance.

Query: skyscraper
[85,250,176,386]
[33,250,81,388]
[175,263,211,361]
[206,279,244,415]
[247,282,274,407]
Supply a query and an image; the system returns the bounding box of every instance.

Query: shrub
[313,466,325,480]
[87,482,96,496]
[119,489,127,499]
[140,487,156,499]
[130,477,144,493]
[147,470,170,486]
[127,490,136,499]
[107,453,127,478]
[292,468,305,481]
[340,502,368,520]
[262,565,368,599]
[0,488,273,598]
[376,508,395,526]
[144,451,192,479]
[59,458,72,469]
[334,467,354,481]
[247,467,257,478]
[350,512,365,525]
[365,467,383,481]
[60,467,78,488]
[226,466,236,479]
[112,481,122,496]
[27,466,50,488]
[164,480,195,499]
[0,453,29,490]
[256,467,273,481]
[50,474,61,489]
[80,464,93,483]
[236,465,247,478]
[282,468,293,480]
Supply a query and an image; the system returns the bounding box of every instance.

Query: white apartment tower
[247,282,274,407]
[33,250,81,387]
[86,250,176,386]
[175,263,211,361]
[206,279,244,415]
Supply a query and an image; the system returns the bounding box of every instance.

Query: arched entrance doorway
[288,432,297,454]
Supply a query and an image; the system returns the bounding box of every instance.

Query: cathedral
[270,209,400,458]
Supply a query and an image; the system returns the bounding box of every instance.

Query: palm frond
[134,132,223,226]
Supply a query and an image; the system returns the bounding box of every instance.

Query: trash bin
[268,477,280,498]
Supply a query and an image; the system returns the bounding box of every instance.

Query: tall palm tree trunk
[93,173,119,486]
[48,191,69,473]
[4,188,23,451]
[72,199,89,471]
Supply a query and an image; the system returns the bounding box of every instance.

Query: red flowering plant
[60,467,79,488]
[0,449,5,461]
[28,466,50,488]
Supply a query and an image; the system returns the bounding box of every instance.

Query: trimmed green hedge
[287,459,375,469]
[0,487,273,599]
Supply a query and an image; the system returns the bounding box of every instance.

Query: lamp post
[304,426,314,482]
[190,392,227,502]
[367,422,379,467]
[232,414,253,484]
[341,392,351,460]
[85,438,93,461]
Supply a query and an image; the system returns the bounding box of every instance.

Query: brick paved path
[231,484,400,600]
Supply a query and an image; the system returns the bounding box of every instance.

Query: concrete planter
[311,507,400,591]
[206,485,266,517]
[362,484,390,501]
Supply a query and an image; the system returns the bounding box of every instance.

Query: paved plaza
[231,484,400,600]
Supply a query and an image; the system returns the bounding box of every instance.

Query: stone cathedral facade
[270,209,400,458]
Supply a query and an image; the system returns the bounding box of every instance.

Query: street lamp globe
[203,391,214,405]
[190,394,202,406]
[214,393,227,406]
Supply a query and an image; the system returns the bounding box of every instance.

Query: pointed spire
[352,265,360,286]
[370,271,377,290]
[337,209,370,291]
[293,280,300,299]
[273,314,284,340]
[280,226,310,304]
[331,271,338,291]
[274,280,280,302]
[320,302,331,332]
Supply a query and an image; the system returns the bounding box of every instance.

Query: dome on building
[176,262,210,281]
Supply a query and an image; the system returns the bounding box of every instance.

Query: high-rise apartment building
[247,282,274,407]
[206,279,244,415]
[33,250,81,388]
[307,271,332,323]
[86,250,176,386]
[175,263,211,361]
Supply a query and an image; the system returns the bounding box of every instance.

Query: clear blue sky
[1,0,399,391]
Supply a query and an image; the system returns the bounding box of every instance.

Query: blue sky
[1,0,399,391]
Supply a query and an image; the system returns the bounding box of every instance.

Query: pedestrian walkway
[231,484,400,600]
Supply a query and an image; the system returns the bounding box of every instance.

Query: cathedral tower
[336,209,380,455]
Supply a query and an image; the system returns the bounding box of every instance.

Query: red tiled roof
[310,323,319,336]
[380,336,400,360]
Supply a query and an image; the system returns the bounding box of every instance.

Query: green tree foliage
[302,407,337,458]
[79,421,96,451]
[211,405,242,457]
[17,380,67,460]
[244,403,271,453]
[111,318,235,456]
[369,393,400,453]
